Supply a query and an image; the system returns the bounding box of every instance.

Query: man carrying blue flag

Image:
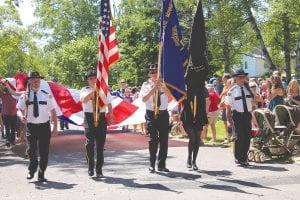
[139,0,188,173]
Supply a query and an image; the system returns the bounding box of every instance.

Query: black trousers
[145,110,169,168]
[26,122,51,172]
[3,115,17,143]
[84,112,106,172]
[59,120,69,130]
[232,111,252,163]
[183,125,202,163]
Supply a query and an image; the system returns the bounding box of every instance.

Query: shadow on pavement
[30,180,77,190]
[248,164,288,172]
[199,182,264,197]
[0,157,27,167]
[218,178,279,191]
[199,170,232,177]
[92,176,181,194]
[156,171,201,180]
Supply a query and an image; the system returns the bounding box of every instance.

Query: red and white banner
[2,73,179,127]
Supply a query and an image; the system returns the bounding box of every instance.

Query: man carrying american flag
[80,0,119,179]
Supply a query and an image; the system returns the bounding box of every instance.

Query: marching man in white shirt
[226,69,254,167]
[16,71,58,182]
[139,64,170,173]
[80,69,113,178]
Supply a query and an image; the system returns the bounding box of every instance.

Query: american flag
[96,0,119,107]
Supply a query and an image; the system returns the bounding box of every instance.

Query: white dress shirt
[139,79,168,111]
[225,85,253,112]
[16,89,55,124]
[80,86,112,113]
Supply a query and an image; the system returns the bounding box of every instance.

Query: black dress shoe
[27,171,35,180]
[192,163,199,170]
[38,171,47,182]
[240,161,250,167]
[187,158,192,168]
[96,170,104,178]
[158,167,170,172]
[88,169,94,176]
[148,166,155,173]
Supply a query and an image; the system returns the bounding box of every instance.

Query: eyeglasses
[250,86,256,88]
[237,75,246,79]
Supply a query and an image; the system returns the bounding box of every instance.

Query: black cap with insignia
[85,69,97,80]
[28,71,44,79]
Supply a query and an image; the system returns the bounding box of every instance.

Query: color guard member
[139,64,169,173]
[80,69,113,178]
[16,71,58,182]
[226,69,254,167]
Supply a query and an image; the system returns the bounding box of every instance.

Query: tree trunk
[223,37,231,73]
[282,13,291,82]
[296,41,300,79]
[243,0,276,70]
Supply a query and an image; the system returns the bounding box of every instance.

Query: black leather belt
[28,121,50,126]
[146,109,167,113]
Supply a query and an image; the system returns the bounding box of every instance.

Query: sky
[19,0,36,27]
[18,0,36,27]
[1,0,120,27]
[0,0,36,27]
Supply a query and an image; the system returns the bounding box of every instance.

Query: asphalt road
[1,125,300,200]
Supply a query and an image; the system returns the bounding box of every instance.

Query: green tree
[0,0,43,77]
[206,0,257,73]
[263,0,300,81]
[113,0,160,87]
[53,36,98,88]
[33,0,99,48]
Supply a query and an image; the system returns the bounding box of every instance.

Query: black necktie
[157,90,161,108]
[33,92,39,118]
[153,90,161,109]
[241,87,248,112]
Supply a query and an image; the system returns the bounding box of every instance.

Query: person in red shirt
[0,86,18,146]
[201,84,220,142]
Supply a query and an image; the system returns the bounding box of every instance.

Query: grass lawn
[204,120,228,143]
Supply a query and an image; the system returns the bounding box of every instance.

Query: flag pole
[154,42,163,119]
[93,84,99,127]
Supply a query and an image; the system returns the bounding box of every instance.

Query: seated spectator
[249,82,264,109]
[267,76,284,111]
[286,79,300,131]
[286,79,300,106]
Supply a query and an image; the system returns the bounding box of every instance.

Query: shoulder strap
[41,90,48,94]
[244,83,254,98]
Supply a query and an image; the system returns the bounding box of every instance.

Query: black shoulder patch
[41,90,48,94]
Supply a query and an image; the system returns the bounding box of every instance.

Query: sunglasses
[149,71,158,74]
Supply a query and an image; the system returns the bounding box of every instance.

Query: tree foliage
[0,0,43,77]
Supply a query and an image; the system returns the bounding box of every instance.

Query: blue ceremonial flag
[160,0,188,102]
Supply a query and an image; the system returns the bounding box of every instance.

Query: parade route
[1,125,300,200]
